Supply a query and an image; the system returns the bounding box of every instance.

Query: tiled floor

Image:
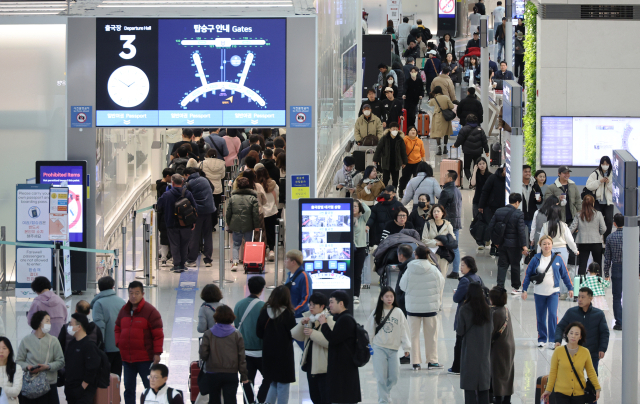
[1,141,629,404]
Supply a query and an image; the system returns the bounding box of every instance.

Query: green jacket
[373,130,408,171]
[233,296,265,351]
[544,178,582,223]
[226,189,261,233]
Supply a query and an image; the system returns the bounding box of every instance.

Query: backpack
[141,387,183,404]
[173,161,187,175]
[95,348,112,388]
[174,186,198,227]
[490,208,516,246]
[348,314,371,367]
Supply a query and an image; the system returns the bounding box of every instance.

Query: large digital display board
[96,18,286,127]
[299,200,353,292]
[541,116,640,167]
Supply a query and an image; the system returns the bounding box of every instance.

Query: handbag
[375,307,395,335]
[491,307,509,343]
[523,248,536,265]
[529,253,558,285]
[433,96,456,121]
[564,346,597,403]
[22,338,52,399]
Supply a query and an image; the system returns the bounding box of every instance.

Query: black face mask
[418,202,427,209]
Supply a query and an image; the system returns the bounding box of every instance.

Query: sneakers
[428,363,443,370]
[559,293,568,300]
[489,246,498,256]
[268,250,275,262]
[205,262,212,267]
[510,288,522,295]
[436,147,442,156]
[185,261,197,268]
[362,284,370,289]
[548,342,556,350]
[446,272,459,280]
[170,266,185,273]
[231,262,239,272]
[412,364,421,371]
[400,356,411,364]
[161,260,169,267]
[447,368,460,375]
[476,245,484,251]
[537,342,545,348]
[353,296,360,304]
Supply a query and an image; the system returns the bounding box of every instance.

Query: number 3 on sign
[119,35,136,59]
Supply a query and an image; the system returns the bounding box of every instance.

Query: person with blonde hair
[284,250,313,319]
[522,235,574,349]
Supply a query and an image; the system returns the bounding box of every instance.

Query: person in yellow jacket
[399,127,427,198]
[542,322,601,403]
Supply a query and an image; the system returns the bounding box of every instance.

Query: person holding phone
[544,166,581,224]
[585,156,614,241]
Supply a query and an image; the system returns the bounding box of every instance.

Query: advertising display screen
[541,116,640,167]
[300,200,353,291]
[37,163,86,243]
[438,0,456,18]
[96,18,286,127]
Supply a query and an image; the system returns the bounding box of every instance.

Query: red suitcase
[417,113,430,137]
[189,361,200,404]
[243,230,266,274]
[439,154,463,188]
[94,374,120,404]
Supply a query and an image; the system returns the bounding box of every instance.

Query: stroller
[374,230,425,287]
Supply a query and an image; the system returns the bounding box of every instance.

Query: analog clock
[107,65,150,108]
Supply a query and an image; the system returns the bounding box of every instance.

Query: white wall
[400,0,437,33]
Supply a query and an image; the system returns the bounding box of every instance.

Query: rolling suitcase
[94,374,120,404]
[417,100,430,138]
[353,145,376,172]
[189,361,200,404]
[440,153,463,188]
[490,129,502,166]
[244,230,266,274]
[535,375,557,403]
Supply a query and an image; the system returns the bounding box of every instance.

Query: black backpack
[173,162,187,175]
[95,348,112,388]
[491,208,516,246]
[581,171,598,200]
[174,187,198,227]
[348,314,371,367]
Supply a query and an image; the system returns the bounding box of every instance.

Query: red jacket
[115,298,164,363]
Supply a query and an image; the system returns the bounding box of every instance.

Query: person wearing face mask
[383,75,399,100]
[402,66,424,129]
[402,162,441,210]
[585,156,614,241]
[358,89,384,119]
[376,64,398,95]
[27,276,68,338]
[64,314,103,404]
[58,300,104,354]
[354,104,384,145]
[291,293,334,404]
[428,86,455,156]
[373,121,408,188]
[16,311,65,404]
[407,194,431,236]
[381,87,403,130]
[333,155,362,198]
[398,127,426,198]
[544,166,582,224]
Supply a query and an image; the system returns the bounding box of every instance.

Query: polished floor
[1,143,629,404]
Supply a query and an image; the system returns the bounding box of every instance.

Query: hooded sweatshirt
[27,291,68,337]
[90,289,126,352]
[199,324,248,380]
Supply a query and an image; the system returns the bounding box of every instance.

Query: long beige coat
[430,74,457,101]
[428,94,455,138]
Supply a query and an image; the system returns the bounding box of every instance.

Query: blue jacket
[286,267,313,318]
[453,272,483,330]
[157,186,197,228]
[522,253,573,293]
[554,305,609,357]
[204,134,229,160]
[186,173,215,215]
[90,289,126,353]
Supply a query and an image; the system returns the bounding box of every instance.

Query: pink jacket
[223,136,241,167]
[27,291,68,337]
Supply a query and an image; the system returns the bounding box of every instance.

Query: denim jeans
[265,382,290,404]
[496,42,505,63]
[232,231,254,262]
[123,361,152,404]
[612,264,622,327]
[452,229,460,273]
[372,345,400,404]
[534,293,559,343]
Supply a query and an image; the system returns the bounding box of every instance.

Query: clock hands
[118,79,137,88]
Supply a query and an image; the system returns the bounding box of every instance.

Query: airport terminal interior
[1,0,639,403]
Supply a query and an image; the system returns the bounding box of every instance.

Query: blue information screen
[96,18,286,127]
[38,166,85,242]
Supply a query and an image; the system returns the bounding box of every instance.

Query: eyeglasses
[147,375,163,381]
[397,215,407,218]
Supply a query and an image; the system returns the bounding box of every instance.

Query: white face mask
[42,324,51,334]
[387,79,393,84]
[67,325,77,336]
[410,72,417,79]
[601,164,609,171]
[308,314,318,323]
[391,130,398,137]
[363,110,371,117]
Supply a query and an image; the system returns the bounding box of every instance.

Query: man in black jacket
[521,165,537,233]
[319,291,361,404]
[59,300,104,353]
[456,88,484,126]
[403,66,424,129]
[466,32,480,51]
[403,57,416,83]
[366,186,404,246]
[438,171,462,279]
[183,168,215,268]
[156,168,174,265]
[381,87,403,128]
[359,89,385,120]
[475,0,486,15]
[453,114,488,182]
[260,148,280,182]
[487,193,529,293]
[402,39,420,60]
[64,313,102,404]
[478,165,507,255]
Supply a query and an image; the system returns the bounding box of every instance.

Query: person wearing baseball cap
[544,165,581,224]
[382,86,403,129]
[354,102,383,145]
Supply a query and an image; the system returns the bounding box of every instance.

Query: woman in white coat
[399,245,445,371]
[584,156,614,241]
[0,337,22,404]
[421,204,457,276]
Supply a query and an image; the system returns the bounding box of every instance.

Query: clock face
[107,65,150,108]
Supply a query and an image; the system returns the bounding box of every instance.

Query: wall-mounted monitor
[541,116,640,167]
[96,18,286,127]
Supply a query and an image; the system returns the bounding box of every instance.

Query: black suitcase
[490,143,502,166]
[353,146,376,172]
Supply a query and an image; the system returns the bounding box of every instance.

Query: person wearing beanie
[64,313,103,404]
[333,155,362,198]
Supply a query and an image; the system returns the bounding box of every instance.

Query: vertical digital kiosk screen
[299,199,354,293]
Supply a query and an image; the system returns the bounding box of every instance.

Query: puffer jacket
[399,258,445,314]
[226,189,261,233]
[479,166,506,210]
[26,291,68,338]
[373,131,408,172]
[354,114,383,142]
[262,179,279,217]
[585,169,613,205]
[185,173,215,215]
[401,173,442,205]
[115,298,164,363]
[453,123,488,156]
[403,75,425,102]
[366,197,404,245]
[200,157,225,195]
[456,94,484,126]
[554,305,609,358]
[487,204,528,248]
[438,181,461,230]
[90,289,126,353]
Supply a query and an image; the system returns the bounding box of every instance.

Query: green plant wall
[523,2,537,170]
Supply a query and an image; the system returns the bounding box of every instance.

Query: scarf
[343,166,355,189]
[363,177,380,184]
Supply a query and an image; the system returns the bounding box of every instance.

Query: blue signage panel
[290,106,312,128]
[70,106,93,128]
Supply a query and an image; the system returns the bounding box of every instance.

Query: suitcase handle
[252,229,263,243]
[242,382,256,404]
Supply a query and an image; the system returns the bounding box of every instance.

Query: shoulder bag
[564,346,597,403]
[491,307,509,343]
[433,96,456,121]
[22,337,52,399]
[529,253,559,285]
[375,307,395,335]
[237,298,261,332]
